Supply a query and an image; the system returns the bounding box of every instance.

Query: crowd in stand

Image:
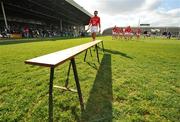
[0,23,87,39]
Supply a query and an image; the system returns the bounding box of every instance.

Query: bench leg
[84,49,88,62]
[71,58,84,111]
[101,41,105,52]
[89,48,93,57]
[95,44,100,63]
[84,48,93,62]
[49,67,54,122]
[65,61,71,87]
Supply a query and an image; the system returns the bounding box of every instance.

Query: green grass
[0,36,180,121]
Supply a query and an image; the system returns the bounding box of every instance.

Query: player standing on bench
[88,10,101,41]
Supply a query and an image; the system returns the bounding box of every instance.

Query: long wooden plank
[25,40,102,67]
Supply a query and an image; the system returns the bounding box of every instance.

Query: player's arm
[87,19,92,31]
[99,18,101,32]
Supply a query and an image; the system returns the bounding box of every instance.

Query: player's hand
[86,27,90,32]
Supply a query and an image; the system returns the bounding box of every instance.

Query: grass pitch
[0,36,180,121]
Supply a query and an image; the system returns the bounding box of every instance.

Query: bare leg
[137,35,140,40]
[92,32,96,41]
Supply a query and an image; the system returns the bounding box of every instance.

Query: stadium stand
[0,0,92,38]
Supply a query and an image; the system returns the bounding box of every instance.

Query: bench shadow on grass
[104,48,133,59]
[86,61,98,70]
[81,54,112,122]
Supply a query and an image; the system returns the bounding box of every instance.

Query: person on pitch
[88,10,101,41]
[119,27,124,39]
[124,26,133,40]
[112,25,118,40]
[136,28,141,39]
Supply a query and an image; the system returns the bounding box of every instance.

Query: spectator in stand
[24,26,29,38]
[29,28,33,38]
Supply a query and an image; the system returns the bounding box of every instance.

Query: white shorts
[119,33,123,36]
[112,32,118,35]
[136,33,140,36]
[125,32,133,36]
[91,26,98,33]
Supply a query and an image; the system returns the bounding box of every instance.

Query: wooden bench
[25,40,104,122]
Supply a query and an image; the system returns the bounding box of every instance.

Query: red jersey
[116,27,120,33]
[24,26,29,33]
[125,26,132,33]
[136,28,141,34]
[112,27,118,33]
[89,16,100,26]
[125,28,128,33]
[119,28,123,33]
[112,27,116,32]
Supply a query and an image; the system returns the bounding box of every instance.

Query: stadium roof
[0,0,92,25]
[65,0,92,17]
